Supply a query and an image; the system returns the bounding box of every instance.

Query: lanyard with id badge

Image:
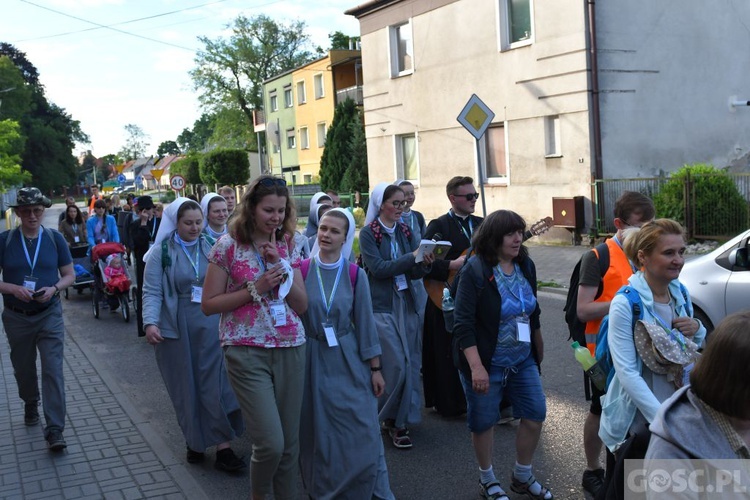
[178,239,203,303]
[390,240,408,292]
[255,249,287,328]
[22,228,43,292]
[495,264,531,343]
[314,258,344,347]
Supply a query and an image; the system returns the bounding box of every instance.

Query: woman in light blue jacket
[86,199,120,247]
[599,219,706,453]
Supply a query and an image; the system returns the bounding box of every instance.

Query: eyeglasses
[454,192,480,201]
[18,207,44,217]
[389,200,408,209]
[259,177,287,188]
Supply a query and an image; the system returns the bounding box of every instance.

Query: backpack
[299,258,358,296]
[4,227,59,254]
[356,219,413,269]
[563,242,609,344]
[594,283,691,392]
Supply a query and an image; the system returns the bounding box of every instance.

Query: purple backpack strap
[348,262,358,294]
[300,258,311,280]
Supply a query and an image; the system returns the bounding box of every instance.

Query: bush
[171,153,202,184]
[654,164,748,236]
[199,149,249,186]
[160,191,176,203]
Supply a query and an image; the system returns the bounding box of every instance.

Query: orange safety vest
[583,237,634,356]
[88,194,102,215]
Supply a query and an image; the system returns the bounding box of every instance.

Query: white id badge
[322,322,338,347]
[74,236,80,243]
[516,317,531,343]
[23,276,38,292]
[682,362,694,387]
[191,286,203,303]
[394,274,408,291]
[269,300,287,327]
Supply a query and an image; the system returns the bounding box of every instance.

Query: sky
[2,0,361,158]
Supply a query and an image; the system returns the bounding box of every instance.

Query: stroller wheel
[120,295,130,323]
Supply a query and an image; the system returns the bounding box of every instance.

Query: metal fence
[594,172,750,240]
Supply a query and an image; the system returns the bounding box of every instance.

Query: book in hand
[415,239,452,263]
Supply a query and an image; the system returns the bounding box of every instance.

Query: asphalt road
[50,206,594,499]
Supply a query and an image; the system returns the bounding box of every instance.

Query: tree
[119,123,149,161]
[208,106,257,150]
[328,31,360,50]
[199,149,249,186]
[0,43,40,87]
[171,153,202,185]
[177,113,215,153]
[190,14,317,128]
[0,57,33,121]
[157,140,181,157]
[319,99,368,192]
[0,119,31,189]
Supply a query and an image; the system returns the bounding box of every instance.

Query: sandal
[510,474,553,500]
[479,480,509,500]
[389,427,412,449]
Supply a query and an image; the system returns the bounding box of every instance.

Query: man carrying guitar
[422,176,483,417]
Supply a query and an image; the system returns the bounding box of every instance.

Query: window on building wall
[300,127,309,149]
[284,86,293,108]
[297,81,306,104]
[303,174,313,183]
[482,125,508,181]
[389,20,413,77]
[317,122,327,147]
[270,93,278,111]
[545,115,561,157]
[286,129,296,149]
[272,143,280,154]
[499,0,534,50]
[396,133,418,182]
[314,74,325,99]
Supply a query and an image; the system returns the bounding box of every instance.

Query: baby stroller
[64,244,95,298]
[91,242,132,322]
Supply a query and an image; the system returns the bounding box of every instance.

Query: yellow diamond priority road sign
[457,94,496,140]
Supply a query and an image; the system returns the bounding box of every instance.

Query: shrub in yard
[199,149,249,186]
[654,163,748,236]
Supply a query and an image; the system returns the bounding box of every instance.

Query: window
[481,125,508,181]
[545,115,561,157]
[272,143,280,153]
[389,20,413,77]
[317,122,327,147]
[314,73,325,99]
[286,129,296,149]
[396,133,418,181]
[269,93,278,112]
[499,0,534,50]
[284,86,293,108]
[296,81,306,104]
[303,174,313,184]
[299,127,309,149]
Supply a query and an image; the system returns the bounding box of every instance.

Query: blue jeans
[460,354,546,433]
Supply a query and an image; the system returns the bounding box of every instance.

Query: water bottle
[571,341,607,391]
[442,287,455,333]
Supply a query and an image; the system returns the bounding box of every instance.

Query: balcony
[335,86,363,106]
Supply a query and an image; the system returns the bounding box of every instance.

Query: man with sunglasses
[0,187,74,451]
[422,176,483,418]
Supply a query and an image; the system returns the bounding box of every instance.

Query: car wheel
[694,308,713,343]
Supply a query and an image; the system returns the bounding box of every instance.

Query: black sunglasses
[259,177,287,188]
[454,192,479,201]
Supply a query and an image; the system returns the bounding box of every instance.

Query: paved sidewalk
[527,243,590,289]
[0,307,208,500]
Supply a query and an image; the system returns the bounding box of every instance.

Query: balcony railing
[335,86,363,106]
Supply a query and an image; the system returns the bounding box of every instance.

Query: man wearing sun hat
[0,187,74,451]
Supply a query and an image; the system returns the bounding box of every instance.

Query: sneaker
[46,430,67,452]
[380,419,395,433]
[214,448,247,473]
[582,468,605,496]
[389,427,412,449]
[186,447,205,464]
[24,402,40,426]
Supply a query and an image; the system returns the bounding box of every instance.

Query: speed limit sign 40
[170,174,186,191]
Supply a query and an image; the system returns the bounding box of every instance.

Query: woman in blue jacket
[452,210,551,500]
[86,199,120,247]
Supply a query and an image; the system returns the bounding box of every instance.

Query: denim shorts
[459,354,546,433]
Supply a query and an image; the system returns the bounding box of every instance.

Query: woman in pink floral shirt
[202,175,308,500]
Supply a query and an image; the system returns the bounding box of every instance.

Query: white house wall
[597,0,750,177]
[357,0,594,223]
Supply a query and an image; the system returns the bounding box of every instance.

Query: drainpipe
[587,0,604,234]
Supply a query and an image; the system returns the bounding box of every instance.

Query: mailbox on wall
[552,196,585,230]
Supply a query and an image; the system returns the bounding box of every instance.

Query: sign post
[457,94,496,217]
[150,168,164,197]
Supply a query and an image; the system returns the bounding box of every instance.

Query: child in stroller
[104,254,130,293]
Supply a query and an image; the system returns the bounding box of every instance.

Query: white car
[680,229,750,336]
